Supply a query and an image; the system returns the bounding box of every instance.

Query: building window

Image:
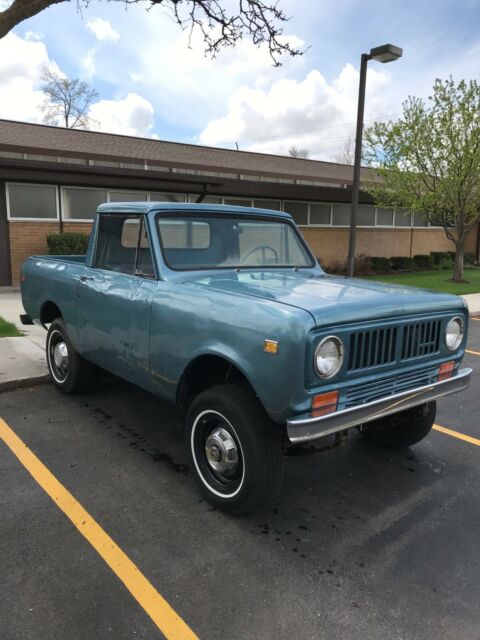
[376,208,394,226]
[62,187,107,220]
[283,201,308,225]
[7,183,58,219]
[413,211,429,227]
[358,205,375,226]
[149,192,187,202]
[253,200,281,210]
[188,195,223,204]
[224,198,253,207]
[394,209,412,227]
[109,191,148,202]
[309,204,331,225]
[331,204,351,226]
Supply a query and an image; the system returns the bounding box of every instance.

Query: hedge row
[47,232,90,255]
[368,251,476,273]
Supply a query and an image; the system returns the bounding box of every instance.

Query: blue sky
[1,0,479,160]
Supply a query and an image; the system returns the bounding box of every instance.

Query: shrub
[438,258,454,270]
[47,232,89,255]
[464,252,476,265]
[355,254,372,275]
[414,254,434,270]
[390,256,415,270]
[430,251,452,265]
[370,256,391,271]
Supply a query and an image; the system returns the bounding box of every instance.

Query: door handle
[80,275,94,282]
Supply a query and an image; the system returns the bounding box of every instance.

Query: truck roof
[96,201,293,219]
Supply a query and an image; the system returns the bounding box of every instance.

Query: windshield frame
[154,210,317,272]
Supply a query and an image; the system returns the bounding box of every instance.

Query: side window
[95,214,155,277]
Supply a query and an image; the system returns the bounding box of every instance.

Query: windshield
[156,214,314,270]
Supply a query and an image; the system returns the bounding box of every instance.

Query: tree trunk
[0,0,66,40]
[452,243,465,282]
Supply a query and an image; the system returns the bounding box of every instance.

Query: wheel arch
[40,300,63,328]
[176,353,263,410]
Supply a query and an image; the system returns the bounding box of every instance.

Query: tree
[0,1,302,65]
[288,145,309,159]
[40,67,99,129]
[364,78,480,282]
[334,136,354,165]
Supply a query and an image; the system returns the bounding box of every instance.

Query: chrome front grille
[342,366,438,408]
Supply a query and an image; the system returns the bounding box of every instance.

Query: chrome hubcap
[205,427,239,476]
[53,341,68,372]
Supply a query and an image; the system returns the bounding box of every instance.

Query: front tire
[186,384,284,515]
[361,402,436,449]
[46,318,92,394]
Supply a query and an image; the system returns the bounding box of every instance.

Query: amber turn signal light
[438,361,455,381]
[311,390,339,418]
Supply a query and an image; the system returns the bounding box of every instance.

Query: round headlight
[315,336,344,378]
[445,316,464,351]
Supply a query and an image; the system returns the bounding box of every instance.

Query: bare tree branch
[40,66,99,129]
[0,0,303,65]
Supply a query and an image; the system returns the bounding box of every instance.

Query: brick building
[0,118,478,285]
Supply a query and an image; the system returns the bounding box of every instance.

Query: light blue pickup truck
[20,203,471,514]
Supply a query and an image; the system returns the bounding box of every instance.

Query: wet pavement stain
[82,401,190,476]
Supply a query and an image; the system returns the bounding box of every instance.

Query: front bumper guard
[287,367,472,444]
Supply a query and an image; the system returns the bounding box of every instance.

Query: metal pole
[347,53,370,277]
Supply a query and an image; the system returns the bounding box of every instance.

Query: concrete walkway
[0,288,49,391]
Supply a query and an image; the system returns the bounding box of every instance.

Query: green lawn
[365,269,480,295]
[0,316,22,337]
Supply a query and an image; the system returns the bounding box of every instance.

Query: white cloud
[198,64,393,160]
[81,48,96,80]
[88,93,155,137]
[24,30,44,41]
[86,17,119,42]
[0,32,50,122]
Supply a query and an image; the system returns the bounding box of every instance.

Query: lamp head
[369,44,403,63]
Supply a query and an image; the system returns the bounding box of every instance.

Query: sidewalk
[463,293,480,316]
[0,287,49,391]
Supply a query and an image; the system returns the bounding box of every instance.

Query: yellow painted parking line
[0,417,198,640]
[433,423,480,447]
[466,349,480,356]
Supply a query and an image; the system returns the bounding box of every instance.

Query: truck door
[77,213,157,386]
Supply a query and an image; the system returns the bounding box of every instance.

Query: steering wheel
[241,245,279,265]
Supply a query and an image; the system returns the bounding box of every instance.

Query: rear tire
[46,318,92,394]
[186,383,284,515]
[361,402,436,449]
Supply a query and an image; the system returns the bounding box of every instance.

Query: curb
[0,374,51,394]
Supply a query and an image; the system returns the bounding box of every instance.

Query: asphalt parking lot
[1,320,479,640]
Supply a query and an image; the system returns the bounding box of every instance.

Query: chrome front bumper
[287,368,472,444]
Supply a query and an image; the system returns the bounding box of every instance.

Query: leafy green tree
[364,78,480,282]
[0,1,302,65]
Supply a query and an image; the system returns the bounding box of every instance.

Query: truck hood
[188,271,465,326]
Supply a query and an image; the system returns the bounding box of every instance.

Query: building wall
[9,221,92,284]
[9,220,477,285]
[301,227,477,269]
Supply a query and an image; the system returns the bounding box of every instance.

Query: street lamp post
[346,43,403,278]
